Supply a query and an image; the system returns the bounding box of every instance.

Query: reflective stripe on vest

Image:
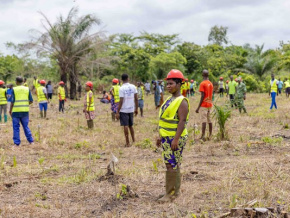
[0,88,7,105]
[12,86,29,112]
[158,96,189,137]
[86,90,95,111]
[113,85,120,103]
[270,79,278,93]
[37,86,47,102]
[58,87,65,99]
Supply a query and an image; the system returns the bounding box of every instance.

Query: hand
[134,110,138,116]
[195,108,199,113]
[156,138,161,147]
[171,138,179,151]
[116,113,120,120]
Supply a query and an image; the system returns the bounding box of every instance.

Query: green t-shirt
[228,81,237,95]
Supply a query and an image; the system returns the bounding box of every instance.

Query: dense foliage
[1,8,290,95]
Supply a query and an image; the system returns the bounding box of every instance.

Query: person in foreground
[156,69,189,202]
[116,74,138,147]
[195,70,213,141]
[9,76,34,146]
[83,81,95,129]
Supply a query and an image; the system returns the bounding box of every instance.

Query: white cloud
[1,0,290,54]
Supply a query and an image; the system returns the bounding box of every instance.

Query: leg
[0,105,2,122]
[12,117,21,145]
[129,126,135,143]
[140,108,143,117]
[3,105,7,122]
[128,113,135,142]
[20,115,34,143]
[39,103,44,118]
[62,100,65,112]
[59,100,61,112]
[123,126,130,146]
[201,123,206,140]
[270,92,275,109]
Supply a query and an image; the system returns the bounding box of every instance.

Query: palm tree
[25,7,105,98]
[237,44,277,78]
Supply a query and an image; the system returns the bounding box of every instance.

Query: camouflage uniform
[235,82,247,113]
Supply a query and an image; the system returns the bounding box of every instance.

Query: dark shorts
[120,112,134,126]
[138,99,144,109]
[48,93,53,99]
[219,88,224,93]
[287,87,290,94]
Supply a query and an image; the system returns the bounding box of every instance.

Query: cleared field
[0,93,289,217]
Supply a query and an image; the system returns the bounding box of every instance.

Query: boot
[40,111,43,118]
[0,115,2,122]
[87,120,90,129]
[44,110,47,118]
[89,120,94,129]
[157,171,177,202]
[111,112,115,121]
[4,115,7,123]
[173,168,181,198]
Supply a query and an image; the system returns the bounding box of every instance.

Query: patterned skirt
[161,135,188,170]
[111,98,119,113]
[84,111,96,120]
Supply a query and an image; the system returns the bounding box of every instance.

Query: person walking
[116,74,138,147]
[144,81,151,96]
[196,70,213,141]
[235,78,247,113]
[83,81,95,129]
[277,78,283,95]
[153,81,161,109]
[284,78,290,98]
[190,80,195,97]
[218,77,225,97]
[46,81,53,100]
[110,78,120,121]
[137,82,144,117]
[269,73,279,111]
[58,81,66,113]
[23,78,28,87]
[6,84,13,113]
[33,76,40,93]
[9,76,34,146]
[0,80,8,123]
[156,69,189,202]
[228,75,237,108]
[37,80,49,118]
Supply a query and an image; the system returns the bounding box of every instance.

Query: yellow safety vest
[284,80,290,88]
[33,79,40,89]
[158,96,189,137]
[12,86,30,112]
[0,88,7,105]
[86,90,95,111]
[180,84,185,94]
[113,85,120,103]
[58,87,65,100]
[218,81,225,89]
[270,79,278,93]
[37,86,47,102]
[24,82,28,87]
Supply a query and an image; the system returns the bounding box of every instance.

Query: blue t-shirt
[11,89,33,118]
[278,81,283,89]
[6,88,13,102]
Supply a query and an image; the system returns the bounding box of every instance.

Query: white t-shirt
[119,83,137,113]
[145,83,150,91]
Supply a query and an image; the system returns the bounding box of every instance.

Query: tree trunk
[59,65,68,98]
[69,65,77,100]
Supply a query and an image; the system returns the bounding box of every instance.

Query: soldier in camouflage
[235,77,247,113]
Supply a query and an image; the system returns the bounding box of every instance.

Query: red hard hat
[0,80,4,85]
[59,81,64,85]
[165,69,184,81]
[185,78,188,81]
[112,78,119,83]
[235,78,238,82]
[40,80,46,84]
[190,80,194,83]
[86,81,93,88]
[226,80,229,83]
[220,77,223,80]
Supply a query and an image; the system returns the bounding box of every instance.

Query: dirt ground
[0,92,289,217]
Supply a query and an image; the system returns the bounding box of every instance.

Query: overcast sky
[1,0,290,55]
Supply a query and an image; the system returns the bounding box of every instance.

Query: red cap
[165,69,184,81]
[112,78,119,84]
[190,80,194,83]
[220,77,223,80]
[86,81,93,88]
[59,81,65,85]
[40,80,46,84]
[226,80,229,83]
[0,80,4,85]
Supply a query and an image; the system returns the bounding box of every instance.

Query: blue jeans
[270,92,277,109]
[12,115,34,145]
[39,102,48,111]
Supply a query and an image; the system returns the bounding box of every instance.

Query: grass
[0,93,289,217]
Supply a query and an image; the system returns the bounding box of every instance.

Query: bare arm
[134,93,138,116]
[196,92,204,113]
[171,99,189,150]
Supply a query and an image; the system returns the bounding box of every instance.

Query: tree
[208,25,229,46]
[24,7,105,99]
[0,55,23,82]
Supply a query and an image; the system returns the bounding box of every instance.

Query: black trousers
[59,100,65,112]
